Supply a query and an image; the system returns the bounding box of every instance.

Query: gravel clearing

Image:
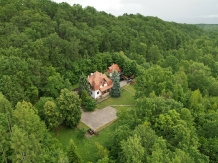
[81,106,117,131]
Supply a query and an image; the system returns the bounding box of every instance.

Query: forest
[1,0,218,162]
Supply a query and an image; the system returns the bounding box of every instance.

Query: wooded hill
[1,0,218,162]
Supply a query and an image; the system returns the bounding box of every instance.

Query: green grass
[113,105,135,112]
[55,122,117,163]
[97,88,136,109]
[55,84,136,162]
[77,121,90,130]
[123,84,136,94]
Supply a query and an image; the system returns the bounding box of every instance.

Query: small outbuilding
[107,63,121,77]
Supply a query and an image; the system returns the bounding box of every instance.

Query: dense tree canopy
[1,0,218,162]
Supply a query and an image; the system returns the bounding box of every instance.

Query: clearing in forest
[81,106,117,131]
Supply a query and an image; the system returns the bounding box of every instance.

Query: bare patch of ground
[81,106,117,131]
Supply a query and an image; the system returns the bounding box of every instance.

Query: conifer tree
[67,139,82,163]
[110,70,121,97]
[78,72,91,97]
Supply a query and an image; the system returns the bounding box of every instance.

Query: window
[97,91,99,94]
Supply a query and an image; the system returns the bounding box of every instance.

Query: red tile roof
[107,63,121,73]
[100,85,113,92]
[88,71,113,91]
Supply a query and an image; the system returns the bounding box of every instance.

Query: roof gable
[107,63,121,73]
[88,71,112,90]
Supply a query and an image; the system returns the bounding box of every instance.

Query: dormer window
[102,79,106,86]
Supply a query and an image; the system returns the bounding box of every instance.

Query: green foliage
[147,138,171,163]
[200,138,218,163]
[57,88,81,128]
[123,60,138,77]
[0,93,13,128]
[135,65,174,98]
[81,90,89,105]
[13,101,46,138]
[83,95,97,111]
[110,70,121,97]
[79,72,91,97]
[10,125,43,162]
[187,62,212,95]
[147,45,163,64]
[44,66,72,98]
[208,81,218,96]
[109,125,132,158]
[136,97,183,125]
[162,55,179,71]
[67,139,82,163]
[171,149,195,163]
[77,128,86,139]
[0,115,9,162]
[80,89,96,112]
[96,157,110,163]
[0,99,67,162]
[95,142,109,159]
[188,89,204,118]
[43,100,62,130]
[0,75,25,106]
[120,134,144,163]
[34,97,54,120]
[55,122,118,162]
[198,111,218,138]
[1,0,218,162]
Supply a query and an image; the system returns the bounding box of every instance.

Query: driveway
[81,106,117,131]
[120,80,127,87]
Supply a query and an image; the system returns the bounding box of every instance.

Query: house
[107,63,121,77]
[87,71,113,99]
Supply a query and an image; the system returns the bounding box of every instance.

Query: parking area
[81,106,117,131]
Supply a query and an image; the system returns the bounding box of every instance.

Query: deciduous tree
[57,88,81,128]
[120,134,144,163]
[43,100,62,130]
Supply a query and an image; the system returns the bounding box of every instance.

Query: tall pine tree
[78,72,91,97]
[67,139,82,163]
[110,70,121,97]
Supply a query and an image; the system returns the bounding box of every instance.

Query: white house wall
[91,90,102,99]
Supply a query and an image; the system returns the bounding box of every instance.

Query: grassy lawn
[55,122,117,163]
[123,84,136,94]
[55,84,136,162]
[113,105,135,112]
[97,87,136,109]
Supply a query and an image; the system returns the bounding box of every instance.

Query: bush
[77,128,86,138]
[84,96,96,111]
